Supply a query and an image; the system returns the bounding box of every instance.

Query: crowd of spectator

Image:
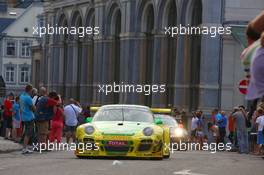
[0,84,91,154]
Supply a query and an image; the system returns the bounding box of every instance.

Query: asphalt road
[0,150,263,175]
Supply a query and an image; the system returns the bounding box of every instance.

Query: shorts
[36,120,49,135]
[4,117,12,129]
[257,131,264,144]
[64,125,76,133]
[191,130,196,137]
[197,131,204,138]
[23,121,34,137]
[12,119,20,129]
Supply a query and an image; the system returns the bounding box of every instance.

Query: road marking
[112,160,123,166]
[173,169,207,175]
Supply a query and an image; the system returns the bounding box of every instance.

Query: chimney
[7,0,18,7]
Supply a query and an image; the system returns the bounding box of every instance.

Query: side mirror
[154,118,163,125]
[85,117,93,123]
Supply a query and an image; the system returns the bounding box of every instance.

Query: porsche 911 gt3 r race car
[75,105,170,159]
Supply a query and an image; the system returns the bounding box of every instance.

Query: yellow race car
[75,104,170,159]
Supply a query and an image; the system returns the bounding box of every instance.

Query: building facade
[40,0,264,112]
[0,1,43,95]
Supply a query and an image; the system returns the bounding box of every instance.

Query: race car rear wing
[90,106,172,114]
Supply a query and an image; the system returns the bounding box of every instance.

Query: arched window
[84,8,95,104]
[108,3,121,103]
[142,3,154,106]
[164,0,177,106]
[57,13,68,97]
[71,11,83,100]
[189,0,202,111]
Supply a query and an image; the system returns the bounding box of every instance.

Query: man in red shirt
[3,93,14,139]
[228,111,235,145]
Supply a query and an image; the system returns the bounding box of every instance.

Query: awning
[230,25,247,48]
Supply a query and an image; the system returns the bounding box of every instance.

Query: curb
[0,147,22,154]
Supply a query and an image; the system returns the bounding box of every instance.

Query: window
[20,67,29,83]
[5,66,15,83]
[6,41,16,56]
[21,42,30,57]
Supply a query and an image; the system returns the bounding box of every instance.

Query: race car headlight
[85,126,95,135]
[174,128,184,137]
[143,127,154,136]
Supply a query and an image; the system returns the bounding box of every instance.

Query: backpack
[35,97,54,121]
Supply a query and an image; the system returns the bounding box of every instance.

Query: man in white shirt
[64,99,82,143]
[256,107,264,155]
[190,112,199,142]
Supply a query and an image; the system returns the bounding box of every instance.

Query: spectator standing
[245,12,264,119]
[31,88,39,105]
[255,107,264,155]
[233,107,249,154]
[190,112,198,142]
[208,122,219,143]
[49,95,64,143]
[251,110,259,154]
[0,105,4,136]
[211,109,218,125]
[3,93,14,139]
[20,85,35,154]
[216,111,227,144]
[196,110,205,148]
[12,96,21,142]
[35,90,58,148]
[64,99,82,143]
[228,111,235,145]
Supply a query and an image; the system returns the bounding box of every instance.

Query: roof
[16,0,33,9]
[0,18,15,33]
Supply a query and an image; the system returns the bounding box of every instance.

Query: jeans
[237,130,249,153]
[219,127,226,143]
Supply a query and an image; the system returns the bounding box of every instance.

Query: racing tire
[163,154,170,159]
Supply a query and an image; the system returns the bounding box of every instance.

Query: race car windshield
[93,108,154,123]
[154,115,178,127]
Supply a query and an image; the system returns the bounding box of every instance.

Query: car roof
[154,114,174,119]
[100,104,150,110]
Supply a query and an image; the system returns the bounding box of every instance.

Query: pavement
[0,137,22,153]
[0,149,263,175]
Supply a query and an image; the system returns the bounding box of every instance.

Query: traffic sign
[238,79,249,95]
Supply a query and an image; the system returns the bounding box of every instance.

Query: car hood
[92,121,154,135]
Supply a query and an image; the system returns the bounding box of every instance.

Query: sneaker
[22,148,33,154]
[21,148,27,154]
